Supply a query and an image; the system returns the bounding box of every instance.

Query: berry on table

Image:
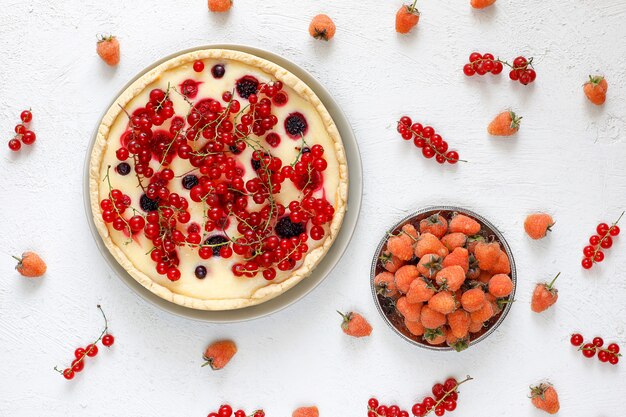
[309,14,336,40]
[8,138,21,151]
[338,311,372,338]
[96,35,120,66]
[396,1,420,34]
[208,0,233,13]
[102,334,115,347]
[487,111,521,136]
[583,75,607,105]
[202,340,237,370]
[13,251,47,278]
[570,333,584,346]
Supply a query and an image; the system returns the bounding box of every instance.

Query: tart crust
[89,49,348,310]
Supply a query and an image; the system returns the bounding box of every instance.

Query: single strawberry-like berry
[309,14,336,41]
[96,35,120,66]
[13,251,47,277]
[487,111,522,136]
[236,76,259,99]
[524,213,554,239]
[530,383,560,414]
[531,272,560,313]
[395,1,420,34]
[583,75,608,105]
[275,216,305,239]
[470,0,496,8]
[208,0,232,12]
[202,340,237,370]
[285,113,308,138]
[338,311,372,338]
[292,406,319,417]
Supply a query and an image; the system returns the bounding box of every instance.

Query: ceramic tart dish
[89,49,348,311]
[371,207,516,351]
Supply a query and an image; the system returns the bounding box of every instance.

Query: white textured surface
[1,0,625,416]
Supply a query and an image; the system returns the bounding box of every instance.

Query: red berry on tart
[89,49,348,310]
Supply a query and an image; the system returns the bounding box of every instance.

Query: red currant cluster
[570,333,621,365]
[55,305,115,380]
[100,186,136,233]
[207,405,264,417]
[410,377,471,416]
[8,109,36,152]
[367,376,472,417]
[462,52,503,76]
[396,116,461,164]
[581,212,622,269]
[102,71,335,282]
[367,398,410,417]
[463,53,536,85]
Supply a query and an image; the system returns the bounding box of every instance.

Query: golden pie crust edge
[89,49,349,311]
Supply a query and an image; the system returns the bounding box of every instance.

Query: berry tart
[89,49,348,310]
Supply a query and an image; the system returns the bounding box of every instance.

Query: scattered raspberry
[202,340,237,370]
[96,35,120,66]
[338,311,372,338]
[309,14,336,40]
[13,251,46,277]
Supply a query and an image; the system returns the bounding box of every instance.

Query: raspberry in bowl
[370,206,516,351]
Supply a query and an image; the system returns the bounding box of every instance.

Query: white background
[1,0,625,416]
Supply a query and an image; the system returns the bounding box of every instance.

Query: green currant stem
[54,305,110,376]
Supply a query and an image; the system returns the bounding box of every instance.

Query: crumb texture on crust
[89,48,348,310]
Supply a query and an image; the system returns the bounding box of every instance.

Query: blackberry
[301,147,311,154]
[194,265,207,279]
[116,162,131,176]
[251,152,268,171]
[204,235,229,256]
[182,174,199,190]
[236,76,259,99]
[211,64,225,79]
[285,113,308,137]
[140,194,159,212]
[275,216,305,239]
[229,144,242,155]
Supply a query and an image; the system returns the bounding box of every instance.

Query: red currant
[600,236,613,249]
[570,333,584,346]
[582,343,596,358]
[607,343,620,354]
[22,130,36,145]
[8,138,21,151]
[581,257,593,269]
[594,251,604,262]
[102,334,115,347]
[193,60,205,72]
[609,225,620,236]
[592,336,604,347]
[583,245,595,257]
[597,223,610,236]
[86,344,99,357]
[63,368,75,380]
[443,378,457,391]
[609,354,619,365]
[20,110,33,123]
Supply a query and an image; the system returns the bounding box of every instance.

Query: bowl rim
[369,205,517,351]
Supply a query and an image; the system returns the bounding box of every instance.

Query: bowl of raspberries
[371,206,516,351]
